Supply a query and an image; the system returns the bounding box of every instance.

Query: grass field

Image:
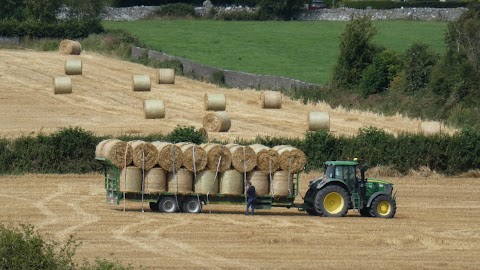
[104,20,447,84]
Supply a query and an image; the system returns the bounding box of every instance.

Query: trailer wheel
[158,196,179,213]
[369,195,396,218]
[314,185,349,217]
[182,197,202,213]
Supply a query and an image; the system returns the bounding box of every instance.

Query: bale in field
[419,121,442,135]
[132,75,151,91]
[307,112,330,131]
[157,68,175,84]
[100,139,133,168]
[250,144,280,173]
[167,168,193,193]
[260,91,282,109]
[59,39,82,55]
[273,145,306,173]
[53,76,72,94]
[200,143,232,172]
[219,170,243,195]
[226,144,256,173]
[247,171,269,196]
[271,171,294,197]
[144,168,167,193]
[203,112,231,132]
[177,143,207,172]
[128,140,158,170]
[204,93,226,111]
[194,170,219,194]
[65,59,82,75]
[152,142,183,172]
[119,166,142,192]
[144,99,165,119]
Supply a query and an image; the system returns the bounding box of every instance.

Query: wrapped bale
[132,75,151,92]
[101,139,133,168]
[261,91,282,109]
[219,170,243,195]
[167,168,193,193]
[247,171,269,196]
[200,143,232,172]
[194,170,219,194]
[144,168,167,193]
[53,76,72,94]
[203,111,231,132]
[271,171,294,196]
[250,144,280,173]
[177,143,207,172]
[273,145,306,174]
[226,144,256,173]
[59,39,82,55]
[204,93,226,111]
[144,99,165,119]
[65,59,82,75]
[128,140,158,170]
[152,142,183,172]
[308,112,330,131]
[119,166,142,192]
[158,68,175,84]
[419,121,442,135]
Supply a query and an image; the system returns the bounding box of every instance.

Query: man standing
[245,181,256,215]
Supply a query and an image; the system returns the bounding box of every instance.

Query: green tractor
[303,160,397,218]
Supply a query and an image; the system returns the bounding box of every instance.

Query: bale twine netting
[227,144,257,173]
[204,93,226,111]
[152,142,183,172]
[178,143,207,172]
[308,112,330,131]
[65,59,82,75]
[261,91,282,109]
[271,171,294,197]
[203,111,231,132]
[250,144,280,173]
[157,68,175,84]
[419,121,443,135]
[59,39,82,55]
[128,140,158,170]
[119,166,142,192]
[247,171,269,196]
[53,76,72,94]
[200,143,232,172]
[144,99,165,119]
[273,145,306,174]
[219,170,244,195]
[194,170,219,194]
[167,168,193,193]
[144,167,167,193]
[100,139,133,168]
[132,75,151,92]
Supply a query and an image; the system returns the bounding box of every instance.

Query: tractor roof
[324,160,358,166]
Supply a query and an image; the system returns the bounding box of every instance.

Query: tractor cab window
[325,165,335,178]
[334,165,356,184]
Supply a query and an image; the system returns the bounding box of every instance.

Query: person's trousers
[246,198,256,215]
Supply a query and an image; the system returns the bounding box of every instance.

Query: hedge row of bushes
[342,1,468,10]
[110,0,259,7]
[1,126,479,175]
[0,20,103,38]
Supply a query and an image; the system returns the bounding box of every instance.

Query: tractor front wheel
[314,185,349,217]
[369,195,396,218]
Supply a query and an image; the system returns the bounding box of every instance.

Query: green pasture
[104,20,447,84]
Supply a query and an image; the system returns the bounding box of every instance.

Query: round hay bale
[261,91,282,109]
[158,68,175,84]
[247,171,269,196]
[128,140,158,170]
[419,121,442,135]
[144,99,165,119]
[203,112,231,132]
[101,139,133,168]
[274,145,306,173]
[144,167,166,193]
[119,166,142,192]
[200,143,232,172]
[250,144,280,173]
[167,168,193,193]
[132,75,151,92]
[53,76,72,94]
[178,143,207,172]
[219,170,243,195]
[59,39,82,55]
[194,170,219,194]
[227,144,256,173]
[95,139,110,158]
[65,59,82,75]
[308,112,330,131]
[151,142,183,172]
[204,93,226,111]
[271,171,294,196]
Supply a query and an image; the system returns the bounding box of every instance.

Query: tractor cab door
[333,165,356,192]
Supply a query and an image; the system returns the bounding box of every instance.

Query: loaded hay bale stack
[59,39,82,55]
[260,90,282,109]
[246,171,269,196]
[98,139,133,168]
[132,75,151,91]
[144,168,167,193]
[219,169,244,195]
[307,111,330,131]
[200,143,232,172]
[250,144,280,173]
[65,59,82,75]
[419,121,443,135]
[167,168,193,193]
[128,140,158,170]
[273,145,306,174]
[144,99,165,119]
[157,68,175,84]
[152,142,183,172]
[204,93,226,111]
[194,170,219,194]
[177,143,207,172]
[226,144,256,173]
[271,171,294,197]
[53,76,72,94]
[203,111,231,132]
[119,166,142,192]
[95,139,110,158]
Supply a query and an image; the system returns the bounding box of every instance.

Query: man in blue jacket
[245,181,256,215]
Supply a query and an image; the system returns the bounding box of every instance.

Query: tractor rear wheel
[158,196,179,213]
[306,208,319,216]
[314,185,349,217]
[182,197,202,213]
[369,195,396,218]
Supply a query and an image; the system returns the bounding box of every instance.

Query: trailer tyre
[182,197,202,213]
[314,185,349,217]
[369,195,396,218]
[158,196,179,213]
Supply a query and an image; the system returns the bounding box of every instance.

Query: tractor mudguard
[315,179,348,191]
[367,192,394,208]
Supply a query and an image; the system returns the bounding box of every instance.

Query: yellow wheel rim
[323,192,344,214]
[377,201,391,216]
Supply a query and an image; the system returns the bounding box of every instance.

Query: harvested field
[0,174,479,269]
